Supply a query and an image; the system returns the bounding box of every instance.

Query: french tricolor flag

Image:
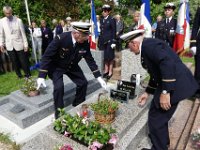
[138,0,152,38]
[173,0,190,55]
[90,0,99,50]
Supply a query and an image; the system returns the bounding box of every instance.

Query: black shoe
[107,74,113,80]
[141,148,151,150]
[103,72,109,78]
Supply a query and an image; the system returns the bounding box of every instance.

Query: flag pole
[24,0,38,65]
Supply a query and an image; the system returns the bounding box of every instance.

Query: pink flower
[89,141,103,150]
[89,145,97,150]
[64,131,70,137]
[108,135,118,145]
[60,144,73,150]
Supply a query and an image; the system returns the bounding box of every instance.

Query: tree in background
[0,0,199,28]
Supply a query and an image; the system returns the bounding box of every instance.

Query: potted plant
[90,93,119,124]
[54,110,117,150]
[20,78,40,97]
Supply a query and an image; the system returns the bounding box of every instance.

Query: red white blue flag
[139,0,152,37]
[173,0,190,55]
[90,0,99,50]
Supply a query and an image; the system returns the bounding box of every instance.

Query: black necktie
[167,18,170,24]
[73,42,77,48]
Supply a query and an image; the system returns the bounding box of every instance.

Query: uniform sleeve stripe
[39,69,48,72]
[162,79,176,82]
[190,40,196,43]
[148,85,157,89]
[92,69,99,73]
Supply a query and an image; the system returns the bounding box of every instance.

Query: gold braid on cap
[73,26,89,33]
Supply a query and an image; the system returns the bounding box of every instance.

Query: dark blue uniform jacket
[141,38,198,108]
[39,32,101,78]
[155,18,177,47]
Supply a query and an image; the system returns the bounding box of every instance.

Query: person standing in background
[99,4,116,80]
[0,6,30,78]
[128,10,140,31]
[152,15,162,38]
[40,19,53,54]
[155,3,177,47]
[29,20,42,62]
[115,14,124,51]
[66,17,73,31]
[52,19,63,38]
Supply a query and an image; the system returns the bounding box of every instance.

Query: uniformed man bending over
[36,22,107,118]
[120,29,198,150]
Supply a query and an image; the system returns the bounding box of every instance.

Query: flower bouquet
[20,78,40,97]
[191,127,200,149]
[53,109,117,150]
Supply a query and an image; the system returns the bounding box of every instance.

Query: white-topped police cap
[102,4,112,11]
[71,22,91,34]
[120,29,145,42]
[164,2,176,10]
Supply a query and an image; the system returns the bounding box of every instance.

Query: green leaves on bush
[53,112,116,145]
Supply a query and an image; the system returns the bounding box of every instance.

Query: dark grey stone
[10,104,25,114]
[0,52,103,128]
[21,86,152,150]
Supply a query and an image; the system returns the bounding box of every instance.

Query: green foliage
[90,94,119,115]
[0,0,200,28]
[53,111,116,146]
[0,133,20,150]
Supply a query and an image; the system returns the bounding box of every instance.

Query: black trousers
[194,54,200,91]
[8,49,30,78]
[148,100,178,150]
[49,66,88,118]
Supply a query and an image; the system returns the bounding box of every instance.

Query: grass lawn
[0,133,20,150]
[0,70,38,97]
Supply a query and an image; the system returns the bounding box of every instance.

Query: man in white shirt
[0,5,30,78]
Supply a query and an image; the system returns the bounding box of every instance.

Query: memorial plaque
[117,80,136,99]
[110,89,129,103]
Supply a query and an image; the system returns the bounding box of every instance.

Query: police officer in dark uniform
[36,22,107,118]
[120,29,198,150]
[191,7,200,97]
[98,4,116,79]
[155,3,177,48]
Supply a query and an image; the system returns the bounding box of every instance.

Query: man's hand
[111,44,116,49]
[160,93,171,111]
[138,92,149,107]
[190,47,197,55]
[97,77,107,90]
[37,78,47,90]
[0,46,5,52]
[24,47,28,52]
